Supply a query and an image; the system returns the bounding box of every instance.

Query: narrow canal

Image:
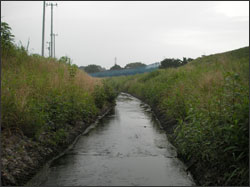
[40,93,195,186]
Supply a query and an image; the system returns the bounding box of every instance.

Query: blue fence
[89,66,159,77]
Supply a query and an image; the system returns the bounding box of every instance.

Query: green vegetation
[110,64,122,70]
[108,47,249,186]
[1,21,117,145]
[159,57,193,69]
[124,62,146,69]
[1,21,15,54]
[80,62,146,75]
[79,64,106,73]
[1,20,248,186]
[1,21,118,186]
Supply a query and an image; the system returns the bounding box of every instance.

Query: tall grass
[1,46,116,145]
[109,46,249,185]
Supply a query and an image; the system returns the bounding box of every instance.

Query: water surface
[41,93,194,186]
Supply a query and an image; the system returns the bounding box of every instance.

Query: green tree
[160,58,182,69]
[183,57,194,65]
[59,56,71,64]
[80,64,106,73]
[124,62,146,69]
[110,64,122,70]
[1,21,15,55]
[160,57,193,69]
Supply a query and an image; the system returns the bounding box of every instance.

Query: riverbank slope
[108,46,249,186]
[1,40,117,185]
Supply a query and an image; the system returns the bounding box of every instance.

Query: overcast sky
[1,1,249,69]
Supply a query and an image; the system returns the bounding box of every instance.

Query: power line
[46,2,57,58]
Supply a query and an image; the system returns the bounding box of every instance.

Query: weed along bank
[30,93,195,186]
[1,52,117,185]
[1,21,118,185]
[108,46,249,186]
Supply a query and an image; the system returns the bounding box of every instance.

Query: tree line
[81,57,194,74]
[159,57,193,69]
[79,62,147,74]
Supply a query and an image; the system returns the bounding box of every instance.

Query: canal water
[40,93,195,186]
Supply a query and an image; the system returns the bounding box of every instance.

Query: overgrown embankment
[108,47,249,186]
[1,28,117,185]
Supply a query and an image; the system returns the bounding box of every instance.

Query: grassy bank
[108,46,249,186]
[1,25,117,185]
[1,49,116,145]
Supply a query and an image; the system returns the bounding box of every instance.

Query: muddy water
[41,93,195,186]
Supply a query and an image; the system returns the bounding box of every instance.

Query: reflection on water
[40,92,195,186]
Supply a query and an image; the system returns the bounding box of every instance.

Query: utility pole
[46,2,57,57]
[41,1,45,56]
[114,57,117,65]
[53,33,58,58]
